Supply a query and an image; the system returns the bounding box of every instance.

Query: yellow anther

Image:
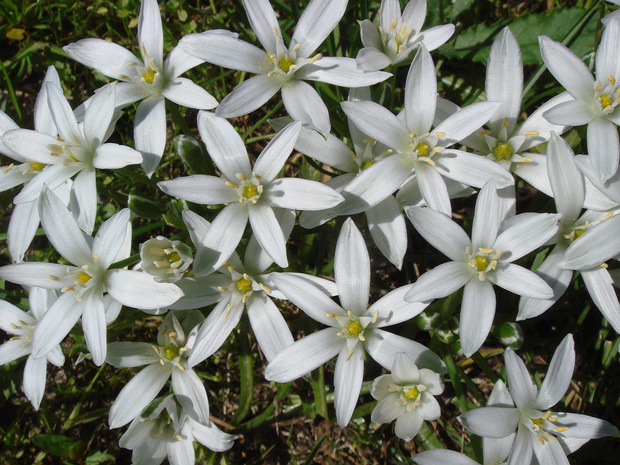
[278,56,294,73]
[390,17,398,30]
[479,248,492,254]
[259,283,272,294]
[30,162,45,171]
[361,137,375,143]
[308,53,322,62]
[371,310,379,325]
[601,212,614,221]
[477,130,491,136]
[523,131,539,136]
[609,75,616,86]
[415,142,431,157]
[403,386,420,400]
[434,132,447,137]
[293,43,301,52]
[2,164,15,174]
[142,69,156,84]
[326,313,338,318]
[501,117,509,128]
[118,74,131,81]
[345,320,364,336]
[168,331,177,338]
[226,181,239,189]
[599,95,613,109]
[555,426,568,432]
[520,157,532,163]
[345,348,355,361]
[77,272,91,284]
[10,323,21,330]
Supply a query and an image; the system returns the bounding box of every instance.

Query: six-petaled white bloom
[459,334,619,465]
[371,352,444,441]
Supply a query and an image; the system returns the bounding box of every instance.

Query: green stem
[231,328,254,426]
[311,366,329,420]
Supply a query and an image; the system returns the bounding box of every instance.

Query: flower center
[77,272,92,284]
[30,161,46,171]
[493,142,513,161]
[526,411,569,446]
[345,320,364,336]
[415,142,430,157]
[278,56,294,73]
[236,277,253,293]
[361,160,375,170]
[467,247,501,280]
[163,344,180,360]
[600,94,613,109]
[143,69,156,84]
[403,386,420,400]
[229,173,263,204]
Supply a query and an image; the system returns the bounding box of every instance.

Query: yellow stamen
[278,57,294,73]
[77,272,91,284]
[345,320,363,336]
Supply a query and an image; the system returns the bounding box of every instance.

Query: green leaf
[32,434,86,461]
[128,193,166,219]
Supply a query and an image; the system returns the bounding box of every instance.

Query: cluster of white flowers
[1,0,619,464]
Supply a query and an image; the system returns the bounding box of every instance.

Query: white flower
[459,334,619,465]
[158,114,343,275]
[1,81,143,234]
[340,46,512,217]
[370,352,444,441]
[179,0,389,134]
[0,288,64,410]
[63,0,218,176]
[107,313,210,429]
[140,237,193,283]
[356,0,454,71]
[405,180,559,356]
[0,66,74,262]
[539,19,620,183]
[265,218,443,427]
[0,189,183,366]
[518,133,620,332]
[120,394,235,465]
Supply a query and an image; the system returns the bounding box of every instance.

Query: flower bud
[497,322,524,350]
[140,237,193,282]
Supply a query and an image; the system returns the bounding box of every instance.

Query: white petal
[165,45,208,78]
[486,27,523,134]
[547,133,585,220]
[180,32,267,73]
[543,98,595,125]
[415,161,451,215]
[504,347,537,410]
[405,46,437,135]
[364,329,445,373]
[493,213,560,262]
[108,364,170,429]
[2,129,67,165]
[341,100,409,152]
[7,200,40,263]
[253,121,301,181]
[420,24,456,51]
[105,269,183,310]
[264,328,342,382]
[197,111,251,181]
[69,168,97,234]
[171,368,210,424]
[188,417,236,452]
[554,412,619,438]
[334,345,365,427]
[435,149,514,189]
[413,449,480,465]
[490,264,553,299]
[186,299,243,367]
[460,279,496,357]
[216,74,281,118]
[0,262,71,289]
[45,82,82,144]
[292,0,347,58]
[575,154,620,204]
[193,203,248,275]
[137,0,164,68]
[39,188,92,265]
[371,392,405,423]
[247,293,294,361]
[0,300,33,333]
[366,197,407,269]
[582,267,620,333]
[300,57,390,87]
[270,272,342,326]
[560,213,620,270]
[81,288,107,366]
[31,291,83,359]
[507,428,533,465]
[395,410,424,441]
[405,206,470,261]
[531,434,569,465]
[358,19,382,49]
[371,284,430,328]
[535,334,574,410]
[265,178,344,211]
[14,163,82,204]
[433,102,500,147]
[356,47,393,71]
[596,18,620,81]
[249,203,288,268]
[135,95,166,177]
[471,179,500,249]
[458,407,519,438]
[334,219,370,314]
[587,117,620,182]
[83,83,116,145]
[93,143,143,169]
[106,342,159,367]
[158,175,237,205]
[281,80,330,135]
[162,77,218,110]
[405,261,471,302]
[539,36,595,102]
[93,209,131,269]
[0,339,31,365]
[244,0,282,54]
[23,355,47,410]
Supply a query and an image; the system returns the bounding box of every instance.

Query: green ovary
[163,344,179,360]
[77,272,92,284]
[493,142,513,161]
[345,320,363,336]
[361,160,375,170]
[236,278,253,293]
[143,69,156,84]
[600,95,613,109]
[243,184,259,199]
[473,256,489,272]
[278,57,294,73]
[403,386,420,400]
[415,142,430,157]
